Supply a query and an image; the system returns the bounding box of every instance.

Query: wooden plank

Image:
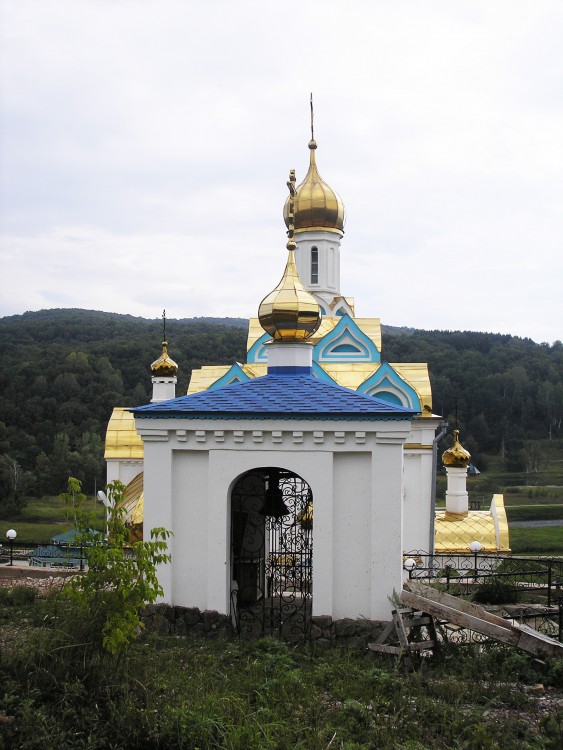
[400,591,521,646]
[402,616,433,628]
[367,643,404,655]
[401,585,563,659]
[373,620,396,645]
[405,581,511,629]
[392,610,411,651]
[407,640,436,652]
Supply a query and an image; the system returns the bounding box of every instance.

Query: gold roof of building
[118,472,143,542]
[246,316,382,354]
[187,364,267,394]
[119,471,144,524]
[435,495,510,553]
[258,248,322,341]
[392,363,433,415]
[104,407,144,459]
[151,341,178,377]
[443,429,471,468]
[283,139,345,234]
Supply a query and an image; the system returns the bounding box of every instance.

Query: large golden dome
[258,244,322,341]
[151,341,178,377]
[283,139,345,234]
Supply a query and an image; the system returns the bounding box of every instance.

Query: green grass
[510,526,563,556]
[1,599,562,750]
[0,494,105,542]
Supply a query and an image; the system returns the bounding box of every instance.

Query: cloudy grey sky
[1,0,562,344]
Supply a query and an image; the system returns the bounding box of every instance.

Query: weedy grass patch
[2,606,563,750]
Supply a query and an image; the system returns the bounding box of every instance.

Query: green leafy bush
[0,584,37,606]
[472,576,521,604]
[59,477,171,658]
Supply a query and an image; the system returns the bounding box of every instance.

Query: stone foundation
[141,604,233,638]
[141,605,386,647]
[310,615,385,648]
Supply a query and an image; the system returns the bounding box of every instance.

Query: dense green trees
[383,330,563,467]
[0,310,248,501]
[0,309,561,506]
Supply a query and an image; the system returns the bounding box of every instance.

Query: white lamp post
[470,540,482,580]
[403,557,417,580]
[6,529,17,566]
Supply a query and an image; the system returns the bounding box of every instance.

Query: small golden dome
[258,248,322,341]
[442,430,471,468]
[283,139,345,234]
[151,341,178,377]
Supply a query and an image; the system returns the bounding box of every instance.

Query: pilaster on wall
[370,433,407,620]
[142,439,174,602]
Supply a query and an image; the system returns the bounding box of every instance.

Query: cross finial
[286,169,296,248]
[162,309,167,342]
[310,92,314,141]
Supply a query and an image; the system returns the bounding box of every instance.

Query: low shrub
[472,576,521,604]
[0,585,37,606]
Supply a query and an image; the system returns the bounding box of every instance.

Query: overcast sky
[1,0,562,344]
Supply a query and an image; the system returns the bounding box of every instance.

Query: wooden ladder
[368,607,439,667]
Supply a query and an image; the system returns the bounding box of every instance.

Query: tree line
[0,309,561,510]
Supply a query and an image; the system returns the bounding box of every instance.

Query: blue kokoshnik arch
[314,315,380,363]
[357,362,421,411]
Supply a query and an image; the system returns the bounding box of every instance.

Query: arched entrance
[230,467,313,640]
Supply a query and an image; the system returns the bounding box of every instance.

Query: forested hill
[0,309,561,503]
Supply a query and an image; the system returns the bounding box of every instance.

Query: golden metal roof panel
[435,496,510,553]
[390,363,432,414]
[104,408,144,459]
[187,366,231,394]
[118,471,144,523]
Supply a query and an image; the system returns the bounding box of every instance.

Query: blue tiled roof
[132,373,418,421]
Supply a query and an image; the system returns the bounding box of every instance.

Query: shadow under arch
[230,466,313,641]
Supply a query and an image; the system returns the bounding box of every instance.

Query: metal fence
[0,540,88,570]
[403,551,563,607]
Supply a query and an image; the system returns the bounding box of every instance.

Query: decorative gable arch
[246,333,270,364]
[332,300,353,318]
[314,315,380,363]
[357,362,421,411]
[208,362,250,391]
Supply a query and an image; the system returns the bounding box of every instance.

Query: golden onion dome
[258,244,322,341]
[283,139,345,234]
[442,430,471,468]
[150,341,178,377]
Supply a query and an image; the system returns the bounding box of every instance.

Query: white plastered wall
[105,459,143,487]
[402,418,441,554]
[294,230,342,304]
[136,416,412,622]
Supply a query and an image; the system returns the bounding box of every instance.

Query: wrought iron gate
[230,468,312,640]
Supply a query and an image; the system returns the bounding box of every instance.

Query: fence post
[445,564,451,591]
[547,559,552,607]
